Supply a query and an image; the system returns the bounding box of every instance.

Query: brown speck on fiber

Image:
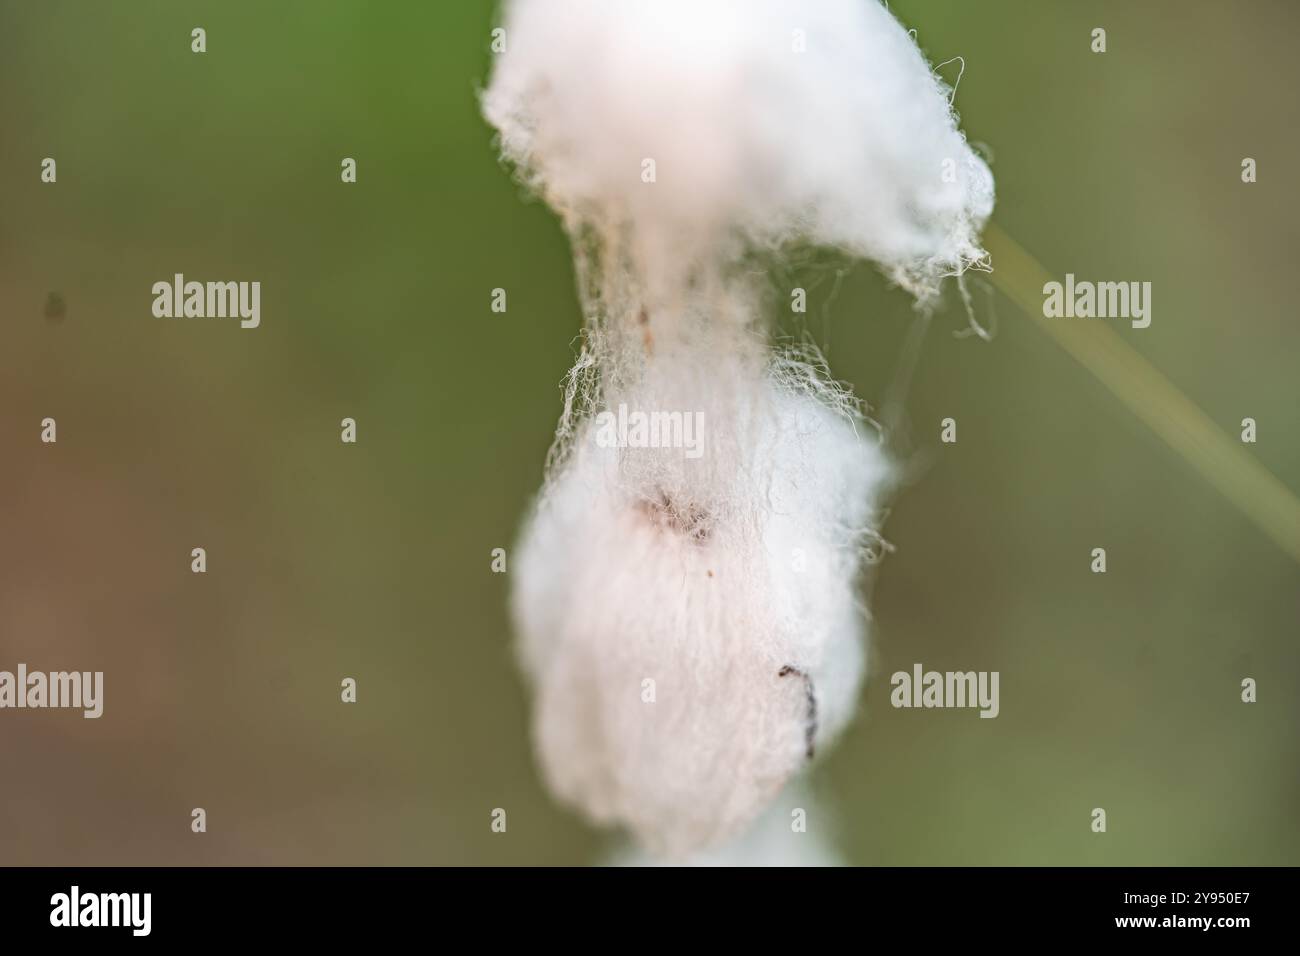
[778,665,818,760]
[636,489,711,543]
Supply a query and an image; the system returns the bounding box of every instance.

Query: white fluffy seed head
[485,0,994,307]
[512,345,888,857]
[489,0,992,859]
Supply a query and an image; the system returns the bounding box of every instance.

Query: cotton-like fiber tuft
[487,0,993,859]
[512,349,888,856]
[484,0,993,305]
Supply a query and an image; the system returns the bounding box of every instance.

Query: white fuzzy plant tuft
[485,0,993,861]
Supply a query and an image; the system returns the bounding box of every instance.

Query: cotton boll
[489,0,991,861]
[511,349,889,857]
[484,0,993,304]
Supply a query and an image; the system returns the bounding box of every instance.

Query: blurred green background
[1,0,1296,865]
